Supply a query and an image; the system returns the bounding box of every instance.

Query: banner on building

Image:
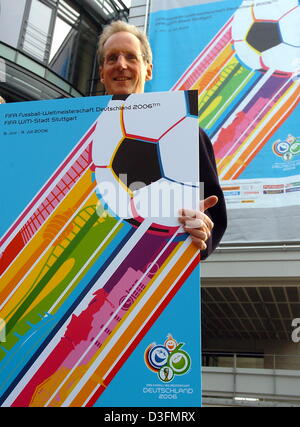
[148,0,300,243]
[0,91,201,407]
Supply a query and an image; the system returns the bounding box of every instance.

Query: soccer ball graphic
[232,0,300,74]
[92,91,199,235]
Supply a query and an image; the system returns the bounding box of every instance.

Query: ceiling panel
[201,286,300,342]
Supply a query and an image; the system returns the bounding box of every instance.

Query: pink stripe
[173,18,233,89]
[178,31,232,89]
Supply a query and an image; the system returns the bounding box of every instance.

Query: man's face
[100,31,153,95]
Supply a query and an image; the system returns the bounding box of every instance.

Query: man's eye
[107,55,118,63]
[105,53,139,64]
[126,54,138,61]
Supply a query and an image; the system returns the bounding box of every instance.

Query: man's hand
[178,196,218,250]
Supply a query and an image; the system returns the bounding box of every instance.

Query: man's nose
[116,54,128,68]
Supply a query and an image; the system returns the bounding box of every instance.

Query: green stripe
[6,211,100,334]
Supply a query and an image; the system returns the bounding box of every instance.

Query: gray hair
[97,20,152,66]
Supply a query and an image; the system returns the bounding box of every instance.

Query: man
[0,96,5,104]
[98,21,227,259]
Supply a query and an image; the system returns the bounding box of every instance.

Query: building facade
[0,0,129,102]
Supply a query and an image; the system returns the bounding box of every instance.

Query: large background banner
[0,92,201,407]
[148,0,300,243]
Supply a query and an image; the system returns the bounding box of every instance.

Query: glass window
[49,17,76,80]
[72,18,98,95]
[49,1,80,82]
[22,0,53,63]
[50,18,73,61]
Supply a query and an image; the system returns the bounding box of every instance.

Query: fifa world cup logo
[144,334,191,383]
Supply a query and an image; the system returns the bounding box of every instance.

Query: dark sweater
[199,128,227,260]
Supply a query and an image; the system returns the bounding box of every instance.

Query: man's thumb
[200,195,218,212]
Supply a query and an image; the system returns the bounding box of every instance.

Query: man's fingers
[178,208,201,218]
[184,218,203,229]
[179,195,218,218]
[188,228,207,241]
[178,211,213,233]
[178,196,218,250]
[190,235,207,251]
[200,195,218,212]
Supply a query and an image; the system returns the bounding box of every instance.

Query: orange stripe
[180,45,234,92]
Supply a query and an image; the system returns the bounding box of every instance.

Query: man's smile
[114,77,131,81]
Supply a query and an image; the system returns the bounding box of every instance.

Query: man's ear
[146,64,153,81]
[99,66,104,83]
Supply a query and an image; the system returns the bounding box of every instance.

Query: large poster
[0,91,201,407]
[148,0,300,243]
